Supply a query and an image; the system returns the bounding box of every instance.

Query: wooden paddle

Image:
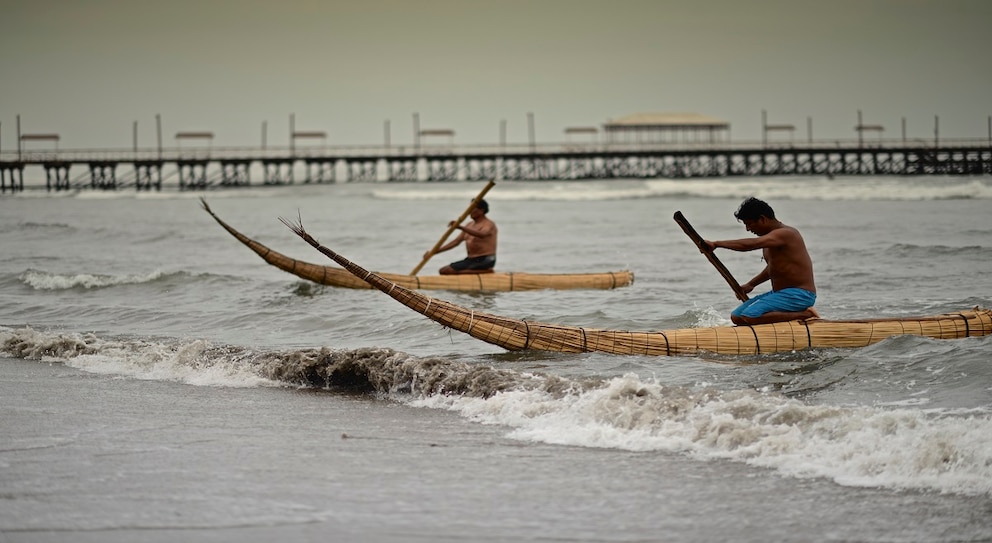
[673,211,749,302]
[410,180,496,275]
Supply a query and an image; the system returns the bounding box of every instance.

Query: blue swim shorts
[731,288,817,319]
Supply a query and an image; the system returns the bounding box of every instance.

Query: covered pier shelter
[603,113,730,144]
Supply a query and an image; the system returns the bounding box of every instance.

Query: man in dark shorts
[431,199,498,275]
[701,197,819,325]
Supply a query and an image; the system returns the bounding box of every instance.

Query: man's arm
[431,231,466,256]
[704,230,788,252]
[741,266,770,294]
[456,221,493,239]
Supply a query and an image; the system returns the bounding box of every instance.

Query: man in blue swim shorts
[701,198,819,325]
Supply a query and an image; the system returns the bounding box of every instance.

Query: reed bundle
[281,217,992,356]
[202,199,632,292]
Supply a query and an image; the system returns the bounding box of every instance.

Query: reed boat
[281,217,992,356]
[200,199,633,292]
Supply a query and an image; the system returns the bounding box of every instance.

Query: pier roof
[20,134,61,141]
[604,113,729,129]
[293,131,327,139]
[419,129,455,136]
[175,132,214,140]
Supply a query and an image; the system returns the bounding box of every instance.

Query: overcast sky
[1,0,990,150]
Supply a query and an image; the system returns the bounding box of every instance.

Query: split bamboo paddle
[673,211,750,302]
[410,180,496,275]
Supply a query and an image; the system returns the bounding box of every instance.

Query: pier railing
[2,137,989,164]
[2,137,990,193]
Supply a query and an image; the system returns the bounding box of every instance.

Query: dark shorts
[450,255,496,271]
[731,288,816,319]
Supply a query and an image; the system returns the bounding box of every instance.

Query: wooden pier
[2,139,991,193]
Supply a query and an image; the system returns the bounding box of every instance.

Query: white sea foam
[412,374,992,496]
[0,327,275,388]
[81,186,308,201]
[691,304,731,328]
[18,269,169,290]
[640,177,992,201]
[10,176,990,202]
[5,325,990,496]
[372,177,992,202]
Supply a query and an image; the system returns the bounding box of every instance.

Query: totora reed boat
[200,199,633,292]
[280,217,992,356]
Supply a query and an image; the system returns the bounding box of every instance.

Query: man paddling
[702,197,819,325]
[430,199,498,275]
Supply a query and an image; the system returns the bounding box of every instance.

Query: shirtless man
[702,197,819,325]
[431,199,498,275]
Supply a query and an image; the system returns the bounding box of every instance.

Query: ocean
[2,176,992,542]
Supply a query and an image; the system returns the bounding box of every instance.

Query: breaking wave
[19,269,184,290]
[3,326,991,497]
[372,177,992,202]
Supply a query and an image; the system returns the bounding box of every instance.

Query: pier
[3,140,991,194]
[2,111,991,193]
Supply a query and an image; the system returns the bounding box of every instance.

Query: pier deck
[2,139,990,193]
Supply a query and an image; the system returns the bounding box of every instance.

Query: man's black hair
[734,197,775,222]
[476,199,489,214]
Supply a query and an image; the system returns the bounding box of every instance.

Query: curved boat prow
[201,198,374,288]
[201,198,285,265]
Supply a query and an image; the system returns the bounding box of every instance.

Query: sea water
[2,176,991,542]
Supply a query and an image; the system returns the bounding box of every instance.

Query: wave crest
[19,269,172,290]
[3,326,990,496]
[373,178,992,202]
